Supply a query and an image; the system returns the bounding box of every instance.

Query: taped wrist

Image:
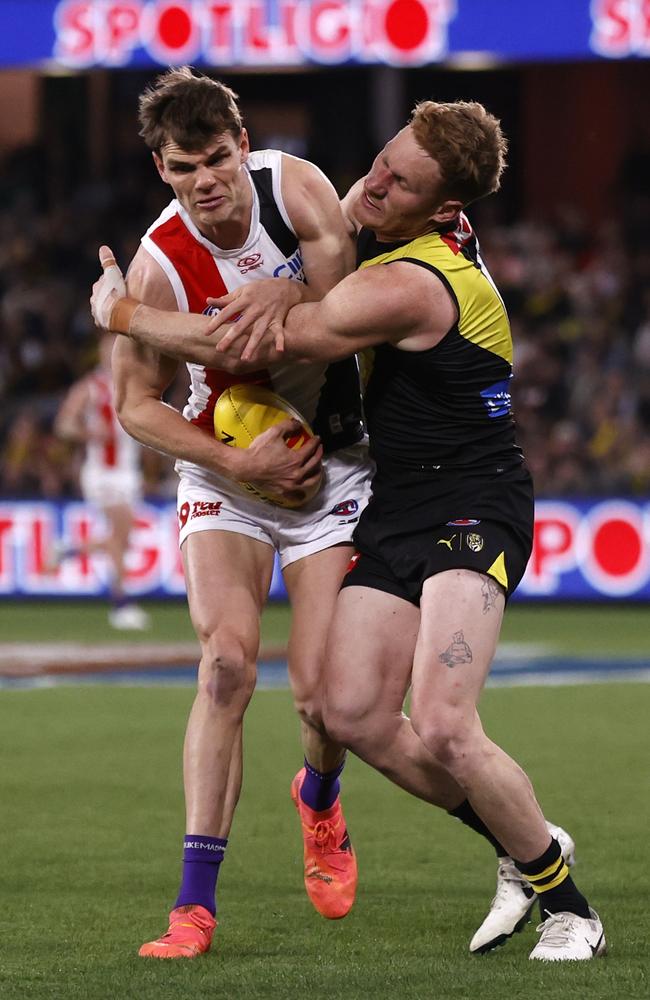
[110,297,141,334]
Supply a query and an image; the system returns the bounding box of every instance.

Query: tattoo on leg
[439,630,473,668]
[481,575,502,614]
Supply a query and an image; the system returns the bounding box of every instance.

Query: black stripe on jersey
[356,227,411,268]
[394,257,460,317]
[250,166,297,259]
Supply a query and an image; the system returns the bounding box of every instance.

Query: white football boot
[108,604,150,631]
[469,822,576,955]
[529,908,606,961]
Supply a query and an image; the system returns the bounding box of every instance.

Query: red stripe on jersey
[99,401,117,467]
[149,213,229,311]
[149,211,271,432]
[91,372,117,468]
[192,368,273,433]
[440,232,461,255]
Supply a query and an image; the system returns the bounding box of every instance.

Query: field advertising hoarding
[1,1,649,70]
[1,497,649,601]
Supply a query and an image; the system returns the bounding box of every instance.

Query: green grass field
[1,681,649,999]
[0,602,648,996]
[1,599,649,655]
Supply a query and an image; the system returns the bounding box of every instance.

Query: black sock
[515,838,590,919]
[448,799,508,858]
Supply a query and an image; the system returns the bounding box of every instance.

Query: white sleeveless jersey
[82,368,141,477]
[144,149,327,427]
[142,150,364,491]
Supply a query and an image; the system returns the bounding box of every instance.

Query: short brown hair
[138,66,242,153]
[410,100,507,206]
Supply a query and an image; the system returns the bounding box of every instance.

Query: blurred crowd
[1,142,649,500]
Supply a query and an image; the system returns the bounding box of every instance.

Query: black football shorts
[341,460,534,607]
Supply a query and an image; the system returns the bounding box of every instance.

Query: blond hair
[410,100,507,206]
[138,66,242,152]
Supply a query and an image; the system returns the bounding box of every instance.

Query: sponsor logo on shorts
[330,499,359,518]
[467,532,484,552]
[178,501,190,529]
[446,518,481,526]
[189,500,223,520]
[237,252,263,274]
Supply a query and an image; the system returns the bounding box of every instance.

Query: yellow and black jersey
[356,218,523,477]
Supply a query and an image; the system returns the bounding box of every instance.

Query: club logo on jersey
[467,533,484,552]
[237,253,263,274]
[189,501,223,520]
[330,499,359,518]
[446,518,481,527]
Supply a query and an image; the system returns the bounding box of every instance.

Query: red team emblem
[237,253,263,274]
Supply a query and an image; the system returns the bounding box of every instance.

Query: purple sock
[300,758,345,812]
[174,835,227,916]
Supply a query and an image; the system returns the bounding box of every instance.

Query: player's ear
[151,150,169,184]
[430,197,464,226]
[152,151,169,184]
[239,128,250,164]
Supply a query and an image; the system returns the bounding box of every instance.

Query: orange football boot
[290,768,357,919]
[138,904,216,959]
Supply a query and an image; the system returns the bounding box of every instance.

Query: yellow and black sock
[515,838,590,918]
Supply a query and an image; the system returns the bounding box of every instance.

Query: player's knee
[322,697,373,753]
[198,631,256,710]
[411,708,475,771]
[293,688,326,734]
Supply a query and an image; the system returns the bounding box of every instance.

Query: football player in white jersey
[105,67,375,957]
[53,332,149,630]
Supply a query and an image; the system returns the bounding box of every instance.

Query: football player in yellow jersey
[92,100,605,962]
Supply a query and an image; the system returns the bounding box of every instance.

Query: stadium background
[0,3,648,999]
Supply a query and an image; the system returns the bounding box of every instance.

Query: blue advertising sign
[1,1,649,71]
[1,497,649,600]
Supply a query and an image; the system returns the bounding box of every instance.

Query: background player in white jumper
[106,67,375,958]
[53,331,149,630]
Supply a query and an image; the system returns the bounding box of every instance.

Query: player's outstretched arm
[91,246,260,372]
[242,260,457,363]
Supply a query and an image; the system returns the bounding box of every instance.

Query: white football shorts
[176,444,374,568]
[79,466,142,507]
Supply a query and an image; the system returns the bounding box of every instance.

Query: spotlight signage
[54,0,455,68]
[0,498,649,600]
[0,0,649,69]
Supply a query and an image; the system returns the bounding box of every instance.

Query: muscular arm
[113,248,323,495]
[109,246,257,370]
[280,261,457,361]
[281,154,356,294]
[113,250,248,478]
[203,155,357,359]
[105,257,456,370]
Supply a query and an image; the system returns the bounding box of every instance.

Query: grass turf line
[0,683,648,999]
